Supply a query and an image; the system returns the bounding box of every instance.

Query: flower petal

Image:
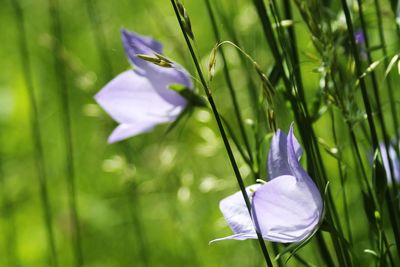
[287,124,323,210]
[251,175,322,243]
[268,129,302,179]
[121,30,193,106]
[108,123,156,144]
[211,184,261,243]
[209,233,258,244]
[121,29,163,70]
[95,70,184,125]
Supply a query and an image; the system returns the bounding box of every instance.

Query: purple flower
[380,143,400,184]
[95,29,192,143]
[211,124,323,243]
[355,29,365,45]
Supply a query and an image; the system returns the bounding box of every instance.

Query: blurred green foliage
[1,0,400,266]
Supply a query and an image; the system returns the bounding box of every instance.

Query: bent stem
[204,0,254,172]
[170,1,273,266]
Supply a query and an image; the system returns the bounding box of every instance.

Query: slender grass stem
[204,0,254,175]
[47,0,83,265]
[330,110,352,244]
[11,1,58,266]
[214,1,265,117]
[254,1,350,264]
[356,0,400,256]
[374,0,400,144]
[171,1,273,266]
[340,0,379,149]
[348,127,395,264]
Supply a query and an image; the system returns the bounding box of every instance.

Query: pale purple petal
[147,67,192,106]
[287,125,323,208]
[210,184,260,243]
[268,129,303,179]
[209,233,257,244]
[121,29,163,70]
[251,175,322,243]
[95,70,185,125]
[380,143,400,184]
[121,29,192,105]
[108,123,156,144]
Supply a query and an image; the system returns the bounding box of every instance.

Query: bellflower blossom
[379,142,400,184]
[212,125,323,243]
[95,29,192,143]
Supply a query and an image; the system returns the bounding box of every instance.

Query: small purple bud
[355,29,365,45]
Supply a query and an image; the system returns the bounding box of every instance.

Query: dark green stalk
[374,0,400,144]
[316,233,335,267]
[11,1,58,266]
[204,0,255,175]
[340,0,379,149]
[171,1,273,266]
[330,110,352,244]
[48,0,83,265]
[356,0,400,256]
[348,127,395,264]
[251,1,346,265]
[259,1,350,264]
[341,0,400,257]
[356,0,398,189]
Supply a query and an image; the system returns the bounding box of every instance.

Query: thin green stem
[11,0,58,266]
[340,0,379,149]
[204,0,254,174]
[330,110,352,244]
[171,1,273,266]
[374,0,400,144]
[356,0,400,256]
[48,0,83,265]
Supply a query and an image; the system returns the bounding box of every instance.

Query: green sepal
[168,84,207,108]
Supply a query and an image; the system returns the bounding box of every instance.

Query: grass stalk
[204,0,255,176]
[355,0,400,256]
[171,1,273,266]
[47,0,83,265]
[254,0,350,264]
[11,1,58,266]
[374,0,400,144]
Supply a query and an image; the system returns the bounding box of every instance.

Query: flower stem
[204,0,254,170]
[170,1,273,266]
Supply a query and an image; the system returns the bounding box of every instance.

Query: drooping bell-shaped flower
[379,142,400,184]
[95,29,192,143]
[212,124,323,243]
